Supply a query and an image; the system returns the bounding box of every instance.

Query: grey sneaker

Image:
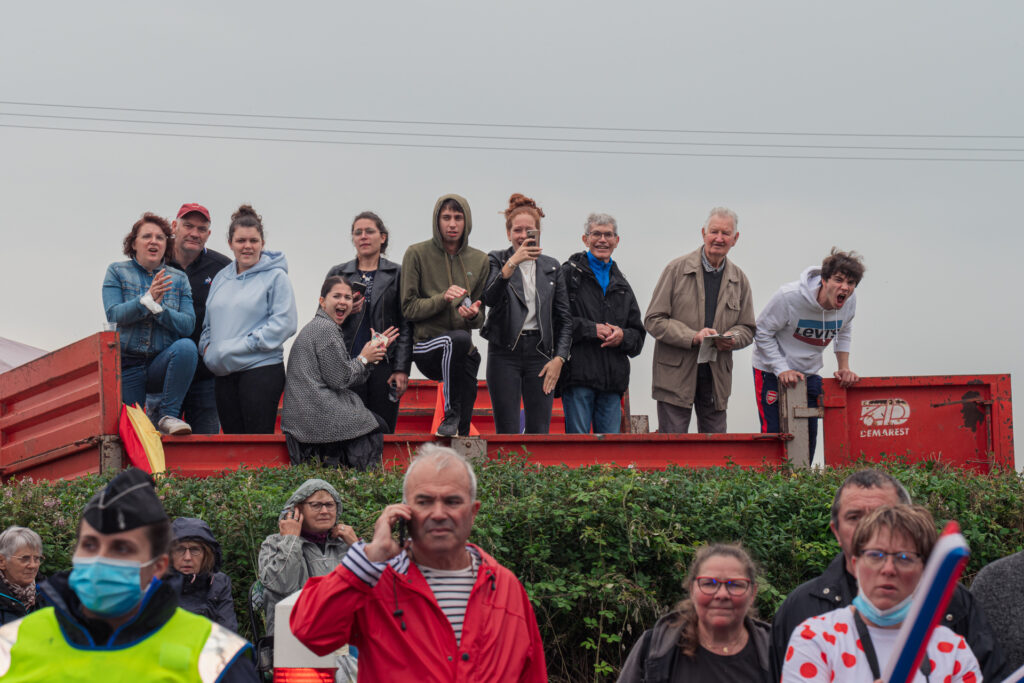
[157,416,192,436]
[435,412,459,438]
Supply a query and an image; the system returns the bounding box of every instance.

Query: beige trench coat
[644,248,755,409]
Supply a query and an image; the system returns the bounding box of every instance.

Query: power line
[1,99,1022,140]
[3,122,1023,162]
[2,111,1022,153]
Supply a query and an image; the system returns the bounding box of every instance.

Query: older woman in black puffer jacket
[164,517,239,632]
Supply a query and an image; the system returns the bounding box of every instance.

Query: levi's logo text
[793,318,843,347]
[859,398,911,438]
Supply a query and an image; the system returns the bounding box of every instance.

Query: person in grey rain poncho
[257,479,358,633]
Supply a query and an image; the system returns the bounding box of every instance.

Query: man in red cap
[165,203,231,433]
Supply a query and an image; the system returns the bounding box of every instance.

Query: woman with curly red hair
[480,193,572,433]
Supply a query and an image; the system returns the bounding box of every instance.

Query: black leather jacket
[325,257,413,374]
[480,248,572,360]
[769,552,1007,683]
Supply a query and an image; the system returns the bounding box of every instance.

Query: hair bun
[505,193,545,219]
[231,204,261,223]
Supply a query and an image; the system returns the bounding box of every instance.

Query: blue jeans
[146,377,220,433]
[122,338,198,420]
[562,386,622,434]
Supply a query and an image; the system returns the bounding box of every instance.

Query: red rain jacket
[290,543,547,682]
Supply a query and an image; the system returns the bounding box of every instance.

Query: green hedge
[3,458,1022,682]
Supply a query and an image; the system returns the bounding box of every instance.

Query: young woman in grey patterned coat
[281,276,399,468]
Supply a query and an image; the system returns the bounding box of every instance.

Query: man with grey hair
[644,207,754,433]
[558,214,646,433]
[292,443,547,681]
[769,469,1006,682]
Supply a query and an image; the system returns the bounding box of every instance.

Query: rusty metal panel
[821,374,1014,471]
[1,332,120,476]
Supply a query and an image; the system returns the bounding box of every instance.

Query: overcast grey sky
[3,2,1022,466]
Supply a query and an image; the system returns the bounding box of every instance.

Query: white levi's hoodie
[752,266,856,376]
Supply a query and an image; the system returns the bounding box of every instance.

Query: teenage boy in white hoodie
[752,248,865,459]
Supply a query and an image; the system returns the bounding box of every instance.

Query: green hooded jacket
[400,193,489,342]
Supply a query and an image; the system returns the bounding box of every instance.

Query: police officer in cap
[0,469,259,682]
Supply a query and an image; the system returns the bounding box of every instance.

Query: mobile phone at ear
[526,229,540,247]
[394,518,408,545]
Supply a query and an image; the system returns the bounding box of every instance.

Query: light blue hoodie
[200,250,298,375]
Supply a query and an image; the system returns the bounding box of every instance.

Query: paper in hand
[697,335,730,364]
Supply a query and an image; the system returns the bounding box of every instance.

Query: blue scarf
[587,251,613,294]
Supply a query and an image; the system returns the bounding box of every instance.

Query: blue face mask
[69,555,157,618]
[852,590,914,627]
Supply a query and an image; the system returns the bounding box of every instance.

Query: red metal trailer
[0,333,1014,480]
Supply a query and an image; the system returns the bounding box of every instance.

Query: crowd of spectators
[101,195,863,462]
[2,465,1019,681]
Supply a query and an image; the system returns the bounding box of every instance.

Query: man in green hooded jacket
[400,194,489,437]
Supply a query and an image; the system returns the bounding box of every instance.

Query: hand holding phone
[364,503,412,563]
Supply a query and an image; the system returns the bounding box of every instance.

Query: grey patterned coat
[281,308,377,443]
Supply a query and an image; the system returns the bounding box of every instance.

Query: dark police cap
[82,469,169,533]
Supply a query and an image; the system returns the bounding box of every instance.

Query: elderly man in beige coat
[644,207,755,433]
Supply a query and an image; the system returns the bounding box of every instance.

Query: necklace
[699,629,747,654]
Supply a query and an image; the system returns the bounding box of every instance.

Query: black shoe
[435,412,459,437]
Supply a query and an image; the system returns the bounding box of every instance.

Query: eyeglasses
[586,230,616,241]
[11,554,44,565]
[694,577,752,596]
[172,546,205,557]
[304,501,337,512]
[859,549,923,569]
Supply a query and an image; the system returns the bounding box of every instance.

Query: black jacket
[559,251,646,394]
[35,571,259,681]
[165,517,239,632]
[769,552,1007,683]
[326,257,413,374]
[0,576,40,626]
[481,248,572,360]
[167,247,232,381]
[618,613,772,683]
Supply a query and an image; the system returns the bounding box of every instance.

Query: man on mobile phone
[291,444,547,681]
[400,194,489,437]
[644,207,754,433]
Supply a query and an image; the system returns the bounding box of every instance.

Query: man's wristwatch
[357,355,369,366]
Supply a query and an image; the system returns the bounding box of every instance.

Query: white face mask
[853,565,914,626]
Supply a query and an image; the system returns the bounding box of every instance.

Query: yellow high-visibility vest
[0,605,249,682]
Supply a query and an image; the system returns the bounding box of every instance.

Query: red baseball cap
[176,203,211,221]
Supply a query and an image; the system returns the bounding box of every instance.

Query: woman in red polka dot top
[781,505,983,683]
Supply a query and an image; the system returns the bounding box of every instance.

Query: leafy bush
[2,458,1021,682]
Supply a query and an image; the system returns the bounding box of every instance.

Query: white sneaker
[157,416,192,436]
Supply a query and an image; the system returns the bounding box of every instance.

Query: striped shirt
[341,542,481,644]
[418,552,480,644]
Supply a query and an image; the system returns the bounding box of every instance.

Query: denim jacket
[102,259,195,359]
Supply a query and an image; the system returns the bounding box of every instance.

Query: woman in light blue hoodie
[200,204,298,433]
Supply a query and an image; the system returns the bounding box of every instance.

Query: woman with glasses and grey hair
[0,526,45,625]
[781,505,982,683]
[619,543,771,682]
[257,479,359,634]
